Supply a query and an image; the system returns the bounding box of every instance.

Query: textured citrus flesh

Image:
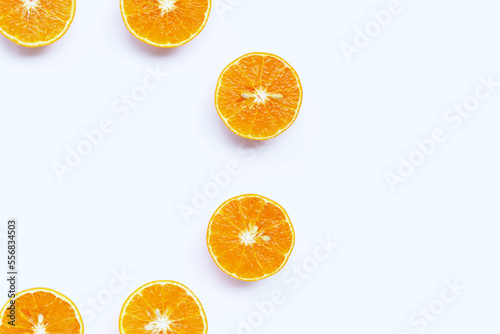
[0,288,83,334]
[215,53,303,140]
[119,281,207,334]
[0,0,75,47]
[120,0,211,47]
[207,194,295,281]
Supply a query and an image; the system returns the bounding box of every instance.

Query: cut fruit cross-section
[119,280,207,334]
[120,0,211,48]
[0,288,83,334]
[0,0,76,47]
[215,52,303,140]
[207,194,295,281]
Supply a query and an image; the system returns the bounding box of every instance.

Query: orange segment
[0,288,83,334]
[0,0,76,47]
[215,53,303,140]
[120,0,211,48]
[207,194,295,281]
[119,281,207,334]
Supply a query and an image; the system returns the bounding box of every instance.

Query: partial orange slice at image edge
[0,0,76,47]
[120,0,212,48]
[119,280,208,334]
[207,194,295,281]
[215,52,303,140]
[0,288,84,334]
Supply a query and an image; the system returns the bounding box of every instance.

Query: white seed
[251,226,259,234]
[241,93,253,99]
[261,236,271,242]
[145,324,155,331]
[38,314,44,325]
[269,93,283,100]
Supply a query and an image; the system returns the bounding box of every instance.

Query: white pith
[255,90,268,103]
[22,0,40,18]
[145,309,173,333]
[243,90,269,104]
[240,89,284,105]
[239,225,269,245]
[159,0,176,15]
[32,314,46,334]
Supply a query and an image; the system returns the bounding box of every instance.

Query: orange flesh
[0,0,75,47]
[0,289,82,334]
[207,194,295,281]
[120,281,207,334]
[215,53,303,140]
[121,0,211,47]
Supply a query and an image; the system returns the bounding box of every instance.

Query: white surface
[0,0,499,333]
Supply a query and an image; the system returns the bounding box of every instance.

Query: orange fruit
[207,194,295,281]
[215,52,303,140]
[0,288,83,334]
[119,280,207,334]
[120,0,211,48]
[0,0,76,47]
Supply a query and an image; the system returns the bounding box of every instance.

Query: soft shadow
[124,32,183,57]
[195,230,254,289]
[227,128,267,151]
[208,91,269,150]
[0,37,49,56]
[203,250,252,289]
[217,118,269,152]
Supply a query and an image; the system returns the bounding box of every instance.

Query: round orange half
[0,288,83,334]
[207,194,295,281]
[120,0,211,48]
[215,52,303,140]
[0,0,76,47]
[119,281,207,334]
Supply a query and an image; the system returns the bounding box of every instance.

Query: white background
[1,0,499,333]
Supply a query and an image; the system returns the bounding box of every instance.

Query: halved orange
[215,52,303,140]
[0,0,76,47]
[120,0,211,48]
[0,288,83,334]
[207,194,295,281]
[119,281,207,334]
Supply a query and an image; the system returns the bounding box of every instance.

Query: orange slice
[0,288,83,334]
[215,52,303,140]
[0,0,76,47]
[120,0,211,48]
[207,194,295,281]
[119,281,207,334]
